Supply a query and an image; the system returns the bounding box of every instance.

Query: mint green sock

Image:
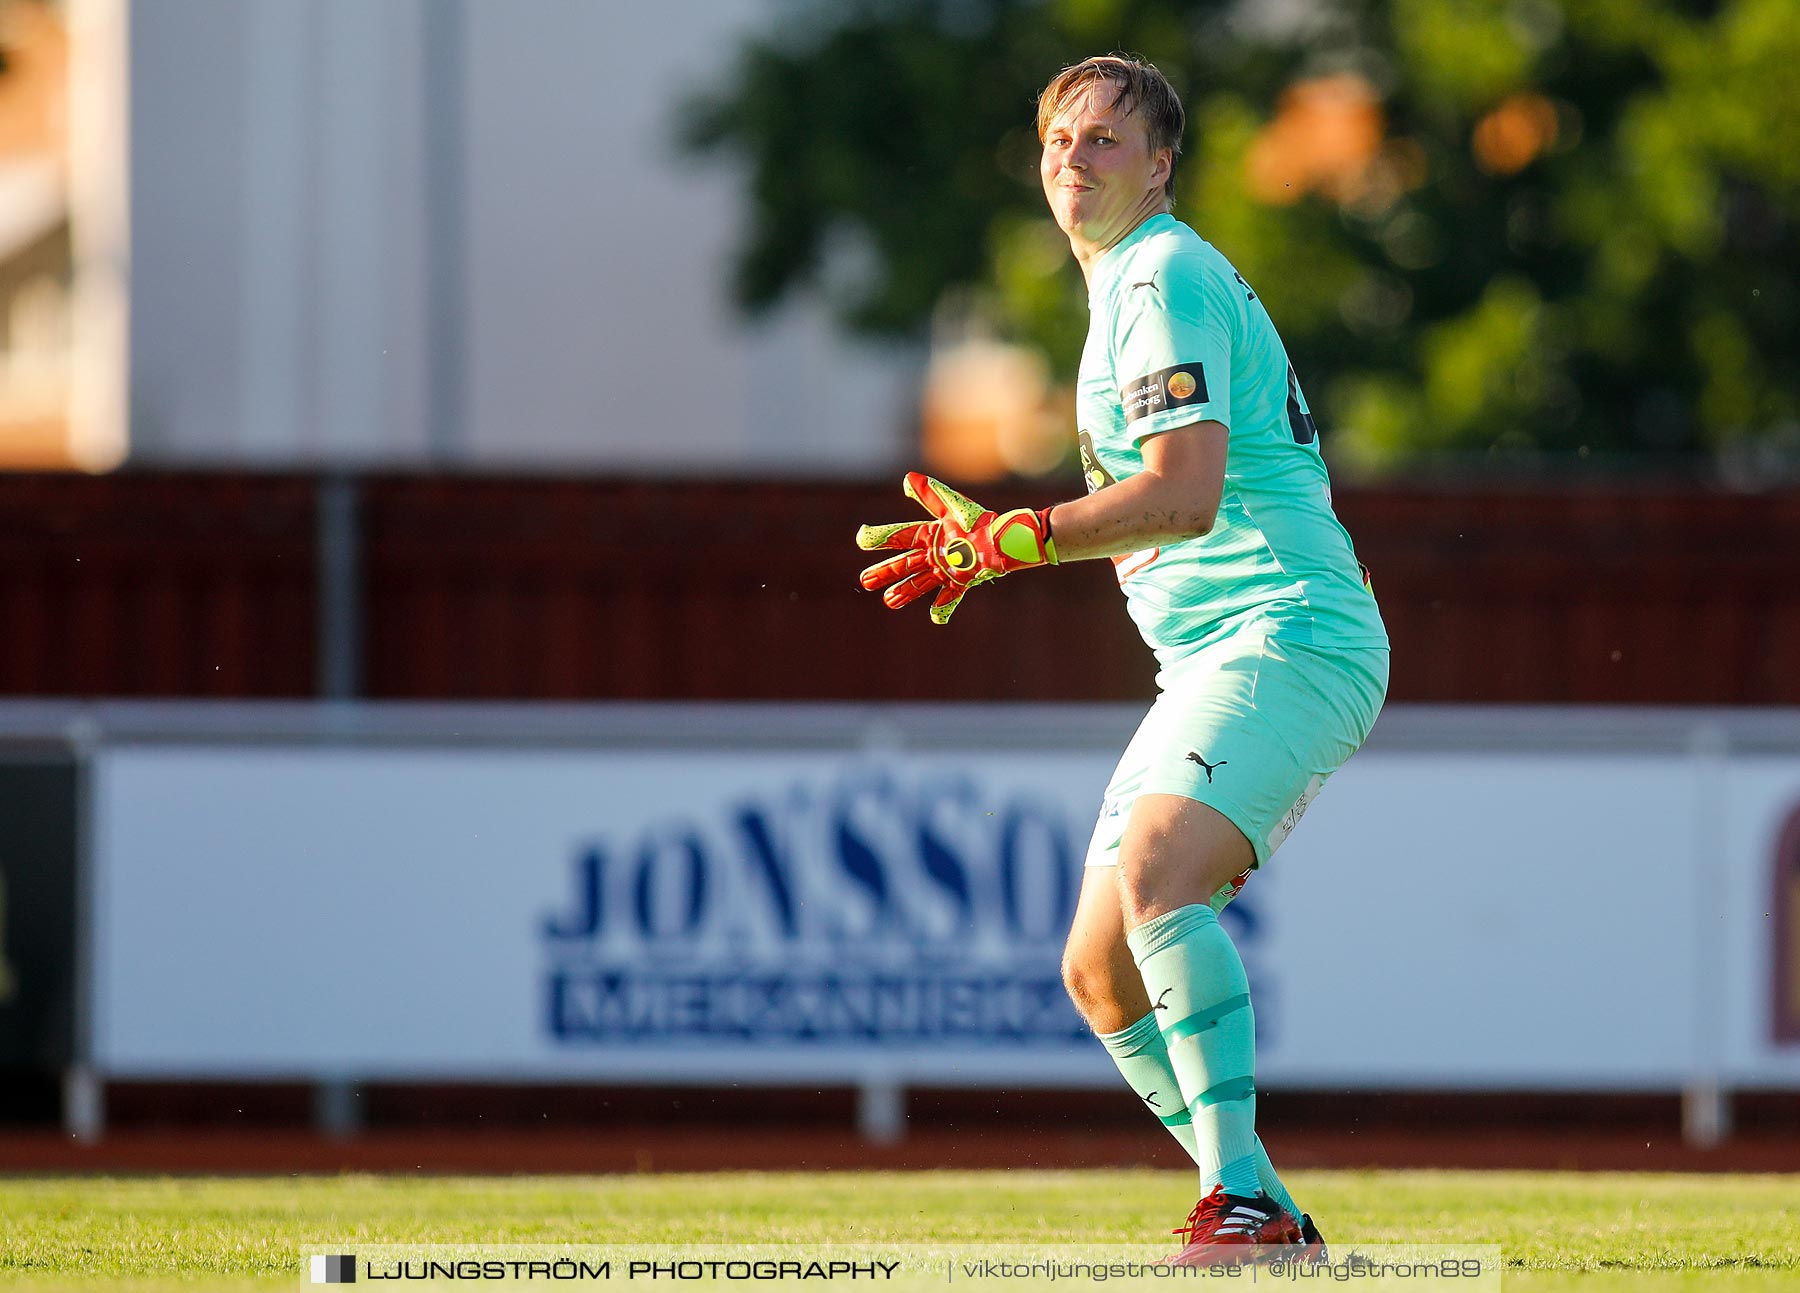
[1097,1010,1303,1220]
[1097,1011,1198,1158]
[1127,904,1262,1199]
[1252,1139,1302,1222]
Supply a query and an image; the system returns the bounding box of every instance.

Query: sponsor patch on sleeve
[1120,363,1209,423]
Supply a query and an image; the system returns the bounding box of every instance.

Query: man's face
[1040,81,1170,246]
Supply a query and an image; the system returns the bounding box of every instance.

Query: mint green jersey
[1075,213,1388,667]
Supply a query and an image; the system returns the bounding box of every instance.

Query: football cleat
[1169,1186,1226,1247]
[1166,1186,1303,1267]
[1298,1213,1330,1264]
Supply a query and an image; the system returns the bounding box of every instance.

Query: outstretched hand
[855,472,1057,624]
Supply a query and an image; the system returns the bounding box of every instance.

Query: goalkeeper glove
[856,472,1057,624]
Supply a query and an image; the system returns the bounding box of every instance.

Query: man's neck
[1071,198,1171,287]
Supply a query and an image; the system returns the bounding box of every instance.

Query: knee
[1061,947,1129,1029]
[1116,800,1254,925]
[1060,949,1103,1014]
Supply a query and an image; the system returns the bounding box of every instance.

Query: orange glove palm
[856,472,1057,624]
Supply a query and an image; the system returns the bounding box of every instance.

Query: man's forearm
[1047,468,1216,563]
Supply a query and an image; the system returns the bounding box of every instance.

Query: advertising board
[86,711,1800,1089]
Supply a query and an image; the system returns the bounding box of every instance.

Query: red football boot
[1298,1213,1330,1264]
[1169,1187,1227,1249]
[1167,1187,1303,1267]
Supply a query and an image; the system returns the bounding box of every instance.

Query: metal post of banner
[314,1077,363,1140]
[62,1067,103,1143]
[1683,721,1731,1148]
[64,710,103,1142]
[857,1075,907,1145]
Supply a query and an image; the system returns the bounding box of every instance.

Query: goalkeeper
[857,54,1388,1267]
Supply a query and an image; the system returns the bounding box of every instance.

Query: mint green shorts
[1083,633,1389,906]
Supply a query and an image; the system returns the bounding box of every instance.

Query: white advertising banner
[92,746,1115,1082]
[87,709,1800,1088]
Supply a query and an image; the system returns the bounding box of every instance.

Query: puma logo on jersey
[1153,988,1173,1011]
[1128,272,1160,293]
[1142,1090,1162,1109]
[1186,751,1227,782]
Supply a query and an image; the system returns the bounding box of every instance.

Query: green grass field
[3,1170,1797,1291]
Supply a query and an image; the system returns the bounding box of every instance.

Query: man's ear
[1151,147,1173,187]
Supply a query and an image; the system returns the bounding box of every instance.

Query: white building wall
[127,0,920,474]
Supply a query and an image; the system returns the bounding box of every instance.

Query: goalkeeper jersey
[1075,213,1388,668]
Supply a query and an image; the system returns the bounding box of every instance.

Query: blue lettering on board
[539,768,1269,1049]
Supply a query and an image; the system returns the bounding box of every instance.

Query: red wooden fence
[2,472,1796,705]
[0,474,316,697]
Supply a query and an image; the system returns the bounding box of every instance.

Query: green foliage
[1389,0,1547,116]
[685,0,1800,469]
[678,0,1256,336]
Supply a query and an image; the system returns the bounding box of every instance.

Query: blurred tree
[683,0,1800,473]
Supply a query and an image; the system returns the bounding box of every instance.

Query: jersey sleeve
[1109,255,1236,442]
